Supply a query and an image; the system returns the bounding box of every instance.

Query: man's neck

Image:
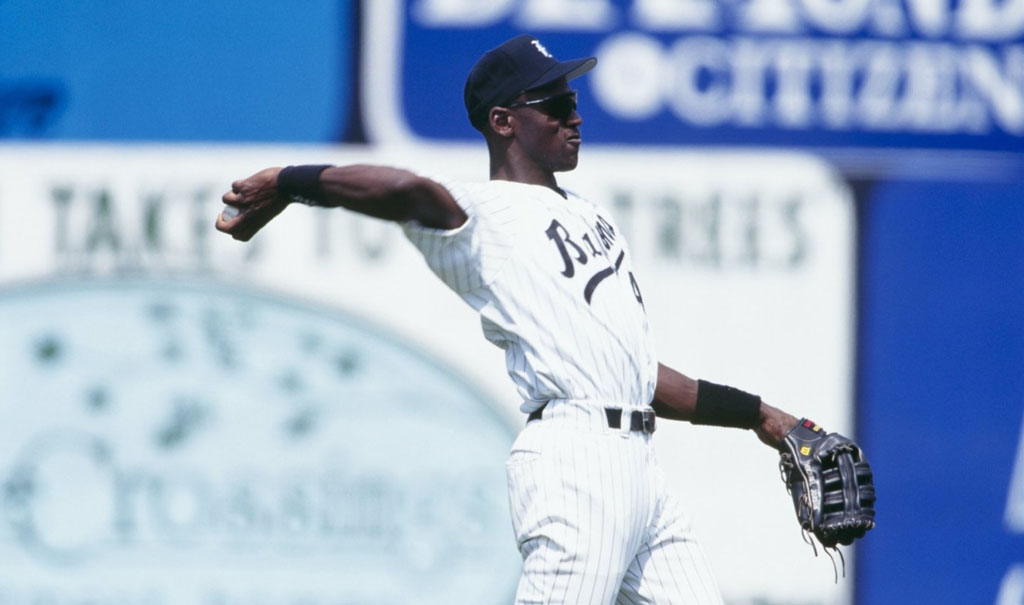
[489,160,565,198]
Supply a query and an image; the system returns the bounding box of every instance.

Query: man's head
[465,35,596,177]
[464,35,595,133]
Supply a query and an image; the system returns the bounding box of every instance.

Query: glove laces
[798,527,847,583]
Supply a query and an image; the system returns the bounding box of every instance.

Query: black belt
[527,404,656,433]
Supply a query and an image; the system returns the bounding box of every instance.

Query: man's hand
[754,403,799,450]
[216,167,290,241]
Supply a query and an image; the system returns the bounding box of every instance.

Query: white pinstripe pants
[506,401,724,605]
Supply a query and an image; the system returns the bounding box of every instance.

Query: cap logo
[531,40,552,58]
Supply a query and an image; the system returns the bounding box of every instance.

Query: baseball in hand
[221,205,240,220]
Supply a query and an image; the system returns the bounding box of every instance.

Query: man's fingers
[214,212,234,234]
[217,171,288,242]
[215,214,254,242]
[215,204,245,234]
[215,202,280,242]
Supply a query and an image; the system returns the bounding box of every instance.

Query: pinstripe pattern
[403,179,722,604]
[507,401,724,604]
[403,179,657,413]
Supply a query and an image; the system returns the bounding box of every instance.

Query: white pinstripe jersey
[402,178,658,413]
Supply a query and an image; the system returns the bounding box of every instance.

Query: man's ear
[488,107,515,138]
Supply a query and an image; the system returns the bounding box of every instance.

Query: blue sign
[367,0,1024,150]
[0,0,353,142]
[857,181,1024,603]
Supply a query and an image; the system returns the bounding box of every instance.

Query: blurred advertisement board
[0,144,854,604]
[366,0,1024,149]
[0,281,516,605]
[0,1,351,142]
[856,182,1024,605]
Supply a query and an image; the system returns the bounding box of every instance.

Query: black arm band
[277,164,332,203]
[693,379,762,429]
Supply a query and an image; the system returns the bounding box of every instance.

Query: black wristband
[277,164,331,203]
[693,379,762,429]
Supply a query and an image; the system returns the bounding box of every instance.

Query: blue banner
[367,0,1024,149]
[857,180,1024,603]
[0,0,353,142]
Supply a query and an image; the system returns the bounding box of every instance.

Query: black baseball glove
[779,419,876,550]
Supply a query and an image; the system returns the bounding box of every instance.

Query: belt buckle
[642,410,656,433]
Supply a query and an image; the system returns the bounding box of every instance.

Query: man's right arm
[216,165,467,242]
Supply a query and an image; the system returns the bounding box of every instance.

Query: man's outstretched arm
[655,362,876,549]
[216,165,467,241]
[651,362,798,450]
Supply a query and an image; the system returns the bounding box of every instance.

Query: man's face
[508,78,583,173]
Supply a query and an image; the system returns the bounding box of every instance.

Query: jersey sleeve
[401,178,518,295]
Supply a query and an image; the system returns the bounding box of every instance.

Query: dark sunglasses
[506,90,578,121]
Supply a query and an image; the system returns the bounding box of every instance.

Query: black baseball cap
[464,34,597,131]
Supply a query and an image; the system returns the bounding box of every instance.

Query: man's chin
[552,155,580,173]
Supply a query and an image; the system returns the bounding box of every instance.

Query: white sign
[0,143,855,604]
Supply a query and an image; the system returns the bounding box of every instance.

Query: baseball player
[216,35,874,604]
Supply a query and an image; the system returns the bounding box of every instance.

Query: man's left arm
[651,362,797,450]
[653,362,877,550]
